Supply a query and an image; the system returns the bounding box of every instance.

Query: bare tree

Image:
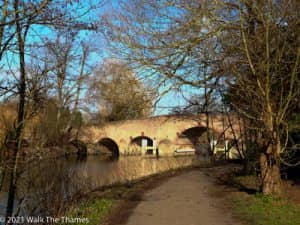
[104,0,300,194]
[219,0,300,194]
[88,60,154,122]
[0,0,102,219]
[35,32,96,143]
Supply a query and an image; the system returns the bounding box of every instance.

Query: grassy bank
[68,198,114,225]
[232,192,300,225]
[230,175,300,225]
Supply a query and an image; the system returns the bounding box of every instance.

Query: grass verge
[231,176,300,225]
[68,198,114,225]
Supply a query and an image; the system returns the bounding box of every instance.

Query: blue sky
[0,0,200,116]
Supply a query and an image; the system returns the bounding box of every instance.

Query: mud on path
[118,170,242,225]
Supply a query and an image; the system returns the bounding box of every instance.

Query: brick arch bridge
[79,114,239,157]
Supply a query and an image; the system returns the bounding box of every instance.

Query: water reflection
[1,155,194,216]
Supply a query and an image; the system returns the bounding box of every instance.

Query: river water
[0,155,195,217]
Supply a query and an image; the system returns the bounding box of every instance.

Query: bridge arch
[180,126,208,142]
[177,126,213,154]
[129,136,153,154]
[98,137,119,157]
[158,138,172,145]
[158,138,172,154]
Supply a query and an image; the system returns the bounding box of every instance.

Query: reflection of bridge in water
[79,114,240,158]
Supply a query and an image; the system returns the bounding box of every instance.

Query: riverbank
[203,166,300,225]
[64,161,228,225]
[65,166,197,225]
[66,163,300,225]
[1,155,197,218]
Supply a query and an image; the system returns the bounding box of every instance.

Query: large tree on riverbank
[103,0,300,194]
[220,0,300,194]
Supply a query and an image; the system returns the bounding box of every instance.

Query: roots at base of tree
[259,153,281,195]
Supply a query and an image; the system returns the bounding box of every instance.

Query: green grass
[233,192,300,225]
[67,198,114,225]
[62,185,135,225]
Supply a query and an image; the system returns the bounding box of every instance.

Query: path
[124,170,241,225]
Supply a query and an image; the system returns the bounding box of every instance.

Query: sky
[0,0,199,116]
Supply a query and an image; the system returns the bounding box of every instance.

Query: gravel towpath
[124,170,241,225]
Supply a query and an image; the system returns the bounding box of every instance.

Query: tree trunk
[243,158,255,175]
[0,0,8,60]
[259,151,281,195]
[5,0,26,219]
[260,101,282,195]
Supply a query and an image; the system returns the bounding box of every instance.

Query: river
[0,155,195,217]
